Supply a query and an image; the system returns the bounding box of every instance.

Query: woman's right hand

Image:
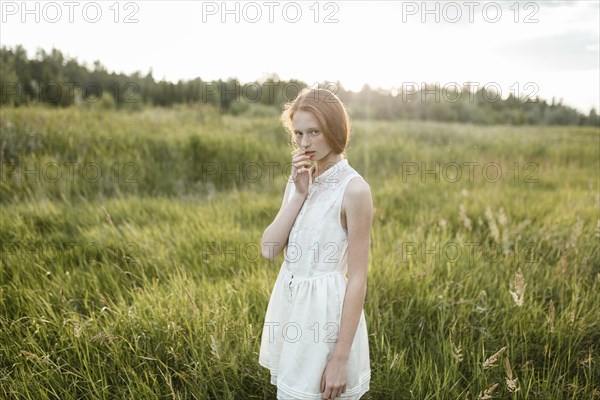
[291,148,312,198]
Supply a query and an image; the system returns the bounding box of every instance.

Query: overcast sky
[1,0,599,113]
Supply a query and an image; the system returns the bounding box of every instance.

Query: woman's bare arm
[331,177,373,361]
[261,178,307,261]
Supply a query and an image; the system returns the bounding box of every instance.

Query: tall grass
[1,105,598,399]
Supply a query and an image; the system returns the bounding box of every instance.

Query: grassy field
[1,104,599,399]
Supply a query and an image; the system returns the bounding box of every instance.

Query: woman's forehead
[292,110,319,129]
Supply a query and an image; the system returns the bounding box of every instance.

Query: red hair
[281,88,351,155]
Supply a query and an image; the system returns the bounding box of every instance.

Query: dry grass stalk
[504,358,520,393]
[459,204,472,231]
[452,342,463,363]
[185,287,201,315]
[449,328,463,363]
[90,332,116,344]
[101,205,115,229]
[497,207,507,227]
[21,350,51,365]
[510,268,526,307]
[96,288,112,309]
[547,300,555,332]
[477,383,499,400]
[21,350,39,360]
[483,346,507,370]
[73,319,82,338]
[438,218,448,230]
[497,207,510,255]
[579,347,593,368]
[210,334,221,360]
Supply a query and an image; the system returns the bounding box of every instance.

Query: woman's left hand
[320,356,348,399]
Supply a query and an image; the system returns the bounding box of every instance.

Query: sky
[1,0,599,113]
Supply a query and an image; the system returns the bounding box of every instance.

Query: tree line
[1,45,598,126]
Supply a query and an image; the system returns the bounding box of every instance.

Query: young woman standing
[259,88,373,400]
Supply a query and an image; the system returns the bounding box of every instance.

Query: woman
[259,88,373,400]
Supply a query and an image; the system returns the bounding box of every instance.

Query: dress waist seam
[283,267,344,286]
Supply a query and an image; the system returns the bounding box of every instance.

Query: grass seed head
[477,383,499,400]
[483,346,507,370]
[510,268,526,307]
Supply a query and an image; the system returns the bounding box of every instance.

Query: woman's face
[292,110,336,163]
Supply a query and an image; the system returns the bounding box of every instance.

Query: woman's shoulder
[344,162,368,184]
[340,173,372,222]
[342,161,371,196]
[345,174,371,196]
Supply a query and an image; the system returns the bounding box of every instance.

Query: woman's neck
[312,154,343,181]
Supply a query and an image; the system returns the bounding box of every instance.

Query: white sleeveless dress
[259,158,371,400]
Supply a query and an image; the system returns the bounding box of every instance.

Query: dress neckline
[310,158,348,185]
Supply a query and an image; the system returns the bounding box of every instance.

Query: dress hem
[259,356,371,400]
